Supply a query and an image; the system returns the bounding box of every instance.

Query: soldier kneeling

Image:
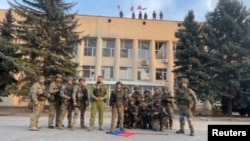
[149,100,169,131]
[138,102,151,129]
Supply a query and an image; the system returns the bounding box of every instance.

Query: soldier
[109,81,126,132]
[58,77,75,130]
[29,76,47,131]
[88,75,108,131]
[131,86,143,106]
[71,77,89,130]
[127,98,139,128]
[176,78,197,136]
[161,87,174,130]
[143,89,152,104]
[48,74,63,128]
[149,100,168,131]
[150,87,162,105]
[138,102,150,129]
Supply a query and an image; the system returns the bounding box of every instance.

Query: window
[82,66,95,79]
[155,68,167,80]
[121,40,133,58]
[119,67,132,80]
[138,41,150,58]
[103,39,115,57]
[137,68,150,81]
[84,38,97,56]
[101,66,113,80]
[155,42,167,59]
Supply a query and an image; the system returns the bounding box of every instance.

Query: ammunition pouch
[37,94,47,101]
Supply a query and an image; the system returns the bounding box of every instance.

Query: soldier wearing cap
[58,77,75,130]
[109,81,126,132]
[29,76,46,131]
[48,74,63,128]
[71,77,89,130]
[161,87,174,130]
[131,85,143,106]
[176,78,197,136]
[88,75,108,131]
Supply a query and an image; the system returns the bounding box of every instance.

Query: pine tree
[173,10,213,102]
[204,0,250,115]
[0,9,35,100]
[9,0,83,86]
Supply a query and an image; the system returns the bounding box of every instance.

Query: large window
[119,67,132,80]
[155,42,167,59]
[121,40,133,58]
[101,66,113,80]
[138,41,150,58]
[84,38,97,56]
[137,68,150,81]
[155,68,167,80]
[82,66,95,79]
[103,39,115,57]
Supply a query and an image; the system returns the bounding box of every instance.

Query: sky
[1,0,250,22]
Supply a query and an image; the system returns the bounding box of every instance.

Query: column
[167,41,174,96]
[114,38,121,80]
[95,37,102,78]
[77,40,84,77]
[133,39,138,81]
[150,40,156,82]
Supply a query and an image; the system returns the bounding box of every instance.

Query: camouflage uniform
[88,79,108,131]
[161,87,174,130]
[58,78,74,130]
[138,102,151,129]
[71,78,89,130]
[149,100,168,131]
[109,81,126,131]
[48,75,63,128]
[176,78,197,136]
[127,98,139,128]
[131,86,143,106]
[143,89,152,104]
[29,77,47,131]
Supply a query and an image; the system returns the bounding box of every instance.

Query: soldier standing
[58,77,75,130]
[88,75,108,131]
[176,78,197,136]
[131,86,143,106]
[109,81,126,132]
[151,87,162,105]
[48,74,63,128]
[161,87,174,130]
[29,76,47,131]
[71,77,89,130]
[143,89,152,104]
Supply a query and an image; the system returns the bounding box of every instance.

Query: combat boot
[58,125,63,130]
[71,125,76,131]
[88,126,94,131]
[99,125,105,131]
[29,127,39,131]
[190,131,194,136]
[176,130,185,134]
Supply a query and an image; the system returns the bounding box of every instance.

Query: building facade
[0,10,181,106]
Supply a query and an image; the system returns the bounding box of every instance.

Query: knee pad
[187,117,192,121]
[179,114,185,119]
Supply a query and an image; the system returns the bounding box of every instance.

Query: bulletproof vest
[144,95,152,103]
[152,93,161,101]
[131,92,142,101]
[161,92,173,106]
[77,85,87,98]
[64,84,74,97]
[177,88,191,105]
[114,90,125,106]
[93,84,106,97]
[152,105,162,113]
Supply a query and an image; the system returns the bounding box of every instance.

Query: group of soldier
[28,74,197,136]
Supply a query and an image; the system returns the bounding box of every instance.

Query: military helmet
[181,78,189,83]
[134,85,140,90]
[78,77,86,82]
[123,86,130,92]
[144,89,151,94]
[56,74,62,78]
[139,102,148,107]
[67,77,74,81]
[115,81,122,85]
[162,87,169,91]
[154,87,160,90]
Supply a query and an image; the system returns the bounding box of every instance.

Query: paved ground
[0,110,250,141]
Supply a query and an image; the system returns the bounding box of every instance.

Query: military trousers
[164,105,174,129]
[48,100,61,126]
[30,101,45,128]
[178,105,194,132]
[72,103,87,128]
[58,100,74,127]
[89,101,105,126]
[111,105,124,130]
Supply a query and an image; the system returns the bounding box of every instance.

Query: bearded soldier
[58,77,75,130]
[176,78,197,136]
[109,81,126,132]
[72,77,89,130]
[29,76,47,131]
[48,74,63,128]
[161,87,174,130]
